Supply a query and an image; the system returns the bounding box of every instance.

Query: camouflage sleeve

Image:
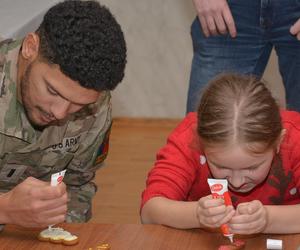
[64,92,112,222]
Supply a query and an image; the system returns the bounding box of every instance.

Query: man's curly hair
[36,0,126,91]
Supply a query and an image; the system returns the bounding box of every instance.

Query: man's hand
[290,18,300,40]
[2,177,67,228]
[229,200,268,234]
[193,0,236,38]
[196,195,235,228]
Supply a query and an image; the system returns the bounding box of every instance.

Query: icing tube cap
[266,239,282,249]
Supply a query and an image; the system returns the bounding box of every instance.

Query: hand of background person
[290,18,300,40]
[229,200,268,234]
[2,177,67,228]
[196,195,235,229]
[193,0,237,37]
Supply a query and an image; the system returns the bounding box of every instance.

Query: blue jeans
[187,0,300,113]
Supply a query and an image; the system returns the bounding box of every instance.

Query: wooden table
[0,223,299,250]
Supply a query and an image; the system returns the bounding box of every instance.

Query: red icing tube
[207,178,234,243]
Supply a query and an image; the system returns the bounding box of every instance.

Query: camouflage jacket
[0,39,112,222]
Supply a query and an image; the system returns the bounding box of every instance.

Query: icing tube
[49,170,67,230]
[207,178,234,243]
[51,170,66,187]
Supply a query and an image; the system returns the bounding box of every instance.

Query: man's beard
[20,63,45,129]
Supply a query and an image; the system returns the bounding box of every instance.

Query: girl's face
[205,144,275,193]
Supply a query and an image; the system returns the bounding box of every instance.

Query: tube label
[207,178,233,238]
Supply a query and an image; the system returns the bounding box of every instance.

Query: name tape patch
[48,135,81,152]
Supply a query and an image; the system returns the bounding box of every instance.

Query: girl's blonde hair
[197,73,282,153]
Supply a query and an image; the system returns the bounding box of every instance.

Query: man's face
[20,59,100,127]
[205,144,274,193]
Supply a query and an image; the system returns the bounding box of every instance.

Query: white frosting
[39,227,78,242]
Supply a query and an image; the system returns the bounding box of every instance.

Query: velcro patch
[94,124,112,165]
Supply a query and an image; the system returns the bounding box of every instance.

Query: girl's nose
[228,172,244,189]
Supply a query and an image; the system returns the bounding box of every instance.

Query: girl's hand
[229,200,268,234]
[196,195,235,228]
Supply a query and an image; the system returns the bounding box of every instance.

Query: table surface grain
[0,223,299,250]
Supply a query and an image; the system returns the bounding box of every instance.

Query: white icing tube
[51,170,66,187]
[207,178,234,243]
[49,170,67,230]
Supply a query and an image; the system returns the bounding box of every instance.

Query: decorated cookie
[38,227,79,245]
[218,239,246,250]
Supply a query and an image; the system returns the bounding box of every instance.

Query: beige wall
[100,0,285,118]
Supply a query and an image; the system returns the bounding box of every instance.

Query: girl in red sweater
[141,73,300,234]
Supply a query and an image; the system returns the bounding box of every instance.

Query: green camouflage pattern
[0,39,112,222]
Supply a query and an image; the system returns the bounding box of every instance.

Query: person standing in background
[187,0,300,113]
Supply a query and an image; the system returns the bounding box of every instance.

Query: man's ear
[21,33,40,61]
[276,129,286,153]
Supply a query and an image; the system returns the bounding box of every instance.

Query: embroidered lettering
[48,135,81,152]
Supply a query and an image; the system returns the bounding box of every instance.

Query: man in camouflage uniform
[0,0,126,228]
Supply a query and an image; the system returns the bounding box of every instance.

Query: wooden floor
[90,118,181,223]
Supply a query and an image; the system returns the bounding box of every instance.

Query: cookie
[38,227,79,245]
[218,239,246,250]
